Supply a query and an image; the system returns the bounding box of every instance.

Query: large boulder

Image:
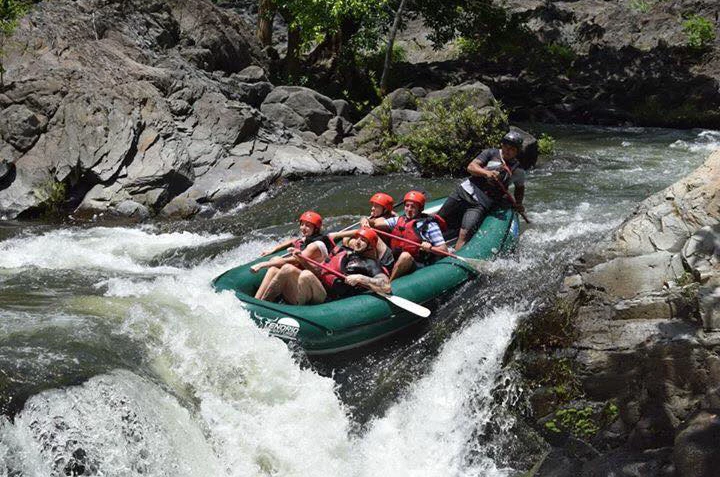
[261,86,337,135]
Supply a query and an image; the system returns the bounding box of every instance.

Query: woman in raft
[253,227,390,305]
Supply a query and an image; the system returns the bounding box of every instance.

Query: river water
[0,126,718,476]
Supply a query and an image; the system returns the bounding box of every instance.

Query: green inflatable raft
[213,199,519,354]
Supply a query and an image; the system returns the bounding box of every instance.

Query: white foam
[0,226,231,273]
[355,306,524,477]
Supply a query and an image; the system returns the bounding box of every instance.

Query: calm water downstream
[0,125,718,476]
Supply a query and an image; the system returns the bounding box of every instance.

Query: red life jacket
[319,246,348,290]
[390,214,445,258]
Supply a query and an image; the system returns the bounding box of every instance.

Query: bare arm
[346,273,392,294]
[260,238,295,257]
[467,160,500,181]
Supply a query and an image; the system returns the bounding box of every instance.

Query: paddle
[371,228,489,272]
[299,254,431,318]
[493,177,530,224]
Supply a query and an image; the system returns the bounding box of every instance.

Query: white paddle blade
[379,293,431,318]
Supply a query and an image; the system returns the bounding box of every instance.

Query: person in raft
[251,211,334,300]
[363,190,448,280]
[437,131,527,250]
[258,227,391,304]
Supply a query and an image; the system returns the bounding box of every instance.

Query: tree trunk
[257,0,275,47]
[379,0,407,96]
[285,22,301,79]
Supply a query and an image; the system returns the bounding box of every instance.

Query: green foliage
[397,93,508,175]
[545,401,619,440]
[34,178,67,214]
[517,298,578,351]
[628,0,652,13]
[358,43,408,77]
[455,36,483,57]
[683,14,716,50]
[537,133,556,155]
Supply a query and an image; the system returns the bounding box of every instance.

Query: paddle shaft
[493,177,530,224]
[372,228,464,261]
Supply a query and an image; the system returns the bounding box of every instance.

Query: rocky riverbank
[388,0,720,129]
[514,149,720,476]
[0,0,374,220]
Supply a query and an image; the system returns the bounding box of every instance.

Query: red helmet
[354,227,378,249]
[369,192,394,211]
[299,211,322,230]
[403,190,426,209]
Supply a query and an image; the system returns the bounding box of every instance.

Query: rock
[235,65,267,83]
[332,99,352,121]
[327,116,353,136]
[391,109,423,135]
[387,88,418,110]
[683,225,720,278]
[160,194,201,218]
[233,81,274,108]
[509,126,539,170]
[410,87,427,98]
[425,81,494,110]
[700,284,720,331]
[115,200,149,220]
[582,251,684,300]
[0,104,48,152]
[0,159,12,183]
[390,147,419,173]
[261,86,336,135]
[673,409,720,477]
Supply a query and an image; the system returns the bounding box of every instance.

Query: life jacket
[319,245,348,290]
[319,246,389,291]
[390,214,446,258]
[292,233,333,251]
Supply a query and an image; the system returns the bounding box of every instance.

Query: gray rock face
[673,410,720,477]
[0,0,374,220]
[261,86,337,135]
[0,104,47,152]
[519,149,720,474]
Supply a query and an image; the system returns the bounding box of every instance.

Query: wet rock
[115,200,150,220]
[673,409,720,477]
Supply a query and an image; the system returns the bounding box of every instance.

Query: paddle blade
[379,293,431,318]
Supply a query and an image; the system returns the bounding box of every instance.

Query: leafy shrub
[398,92,508,175]
[34,178,67,214]
[455,37,483,57]
[538,133,556,155]
[683,15,716,50]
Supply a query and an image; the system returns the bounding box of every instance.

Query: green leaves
[683,14,716,51]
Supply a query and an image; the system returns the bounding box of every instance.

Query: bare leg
[255,266,280,299]
[260,264,300,302]
[455,228,469,250]
[295,270,327,304]
[390,252,415,281]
